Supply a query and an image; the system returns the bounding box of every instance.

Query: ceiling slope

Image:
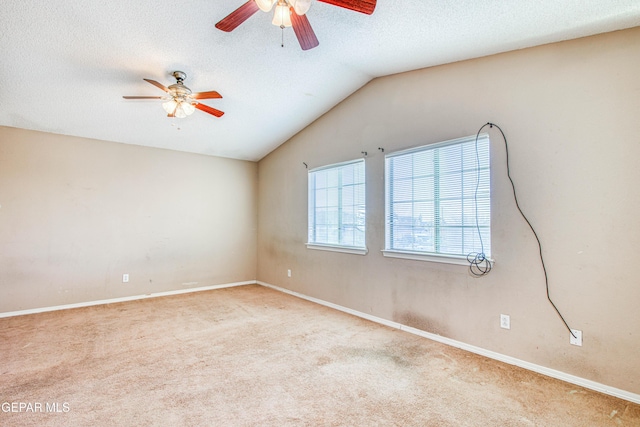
[1,1,639,161]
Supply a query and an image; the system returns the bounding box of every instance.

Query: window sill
[382,250,494,266]
[306,243,368,255]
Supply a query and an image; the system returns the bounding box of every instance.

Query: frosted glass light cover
[290,0,311,15]
[256,0,275,12]
[174,104,187,118]
[272,4,292,27]
[181,102,196,115]
[162,100,177,114]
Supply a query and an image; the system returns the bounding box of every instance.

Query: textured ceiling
[1,1,639,161]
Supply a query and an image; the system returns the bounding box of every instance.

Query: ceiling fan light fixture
[162,99,178,114]
[289,0,311,15]
[181,102,196,116]
[256,0,275,12]
[174,105,188,118]
[272,3,292,27]
[162,99,196,118]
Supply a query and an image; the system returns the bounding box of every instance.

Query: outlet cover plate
[500,314,510,330]
[570,329,583,346]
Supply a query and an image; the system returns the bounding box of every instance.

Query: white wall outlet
[570,329,583,346]
[122,274,129,283]
[287,269,292,278]
[500,314,510,330]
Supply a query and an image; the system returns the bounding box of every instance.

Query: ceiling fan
[215,0,377,51]
[123,71,224,119]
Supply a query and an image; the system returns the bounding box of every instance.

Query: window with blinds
[384,135,491,262]
[307,159,366,254]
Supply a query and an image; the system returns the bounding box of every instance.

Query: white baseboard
[257,280,640,405]
[0,280,256,318]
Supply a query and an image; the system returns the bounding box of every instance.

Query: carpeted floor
[1,284,638,426]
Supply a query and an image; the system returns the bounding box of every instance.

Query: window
[383,135,491,265]
[307,159,367,255]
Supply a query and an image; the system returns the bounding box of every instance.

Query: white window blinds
[385,135,490,258]
[308,159,366,249]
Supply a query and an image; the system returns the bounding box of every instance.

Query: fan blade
[143,79,170,92]
[317,0,376,14]
[122,96,163,99]
[195,103,225,118]
[192,91,223,100]
[215,0,260,32]
[290,8,319,51]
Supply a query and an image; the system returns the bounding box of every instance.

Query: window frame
[382,134,492,266]
[306,158,368,255]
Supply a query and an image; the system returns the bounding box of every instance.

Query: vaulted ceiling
[1,1,639,161]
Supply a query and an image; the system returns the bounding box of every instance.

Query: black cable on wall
[471,122,576,338]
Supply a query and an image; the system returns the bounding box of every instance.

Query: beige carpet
[1,284,638,426]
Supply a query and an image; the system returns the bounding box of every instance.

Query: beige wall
[257,28,640,394]
[0,127,257,312]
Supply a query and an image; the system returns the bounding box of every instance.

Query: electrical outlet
[500,314,510,330]
[570,329,582,346]
[287,269,292,278]
[122,274,129,283]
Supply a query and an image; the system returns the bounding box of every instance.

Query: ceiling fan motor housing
[169,71,192,97]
